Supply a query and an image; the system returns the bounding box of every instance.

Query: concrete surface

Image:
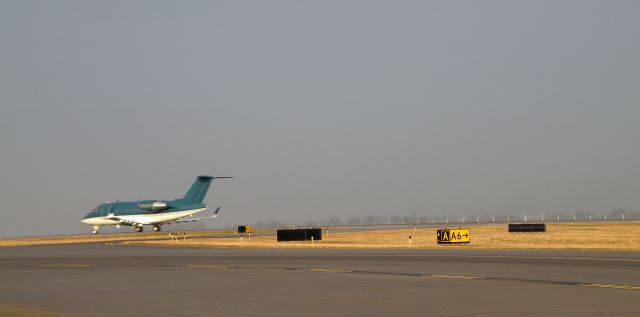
[1,244,639,316]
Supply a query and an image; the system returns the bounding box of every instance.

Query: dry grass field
[3,223,639,251]
[123,222,640,251]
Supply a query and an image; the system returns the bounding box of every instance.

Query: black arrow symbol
[462,233,469,238]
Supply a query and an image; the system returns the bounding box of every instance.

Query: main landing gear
[153,225,162,232]
[135,226,144,233]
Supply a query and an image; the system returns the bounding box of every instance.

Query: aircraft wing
[105,214,152,227]
[166,207,221,224]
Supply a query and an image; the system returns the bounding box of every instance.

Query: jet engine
[138,201,169,213]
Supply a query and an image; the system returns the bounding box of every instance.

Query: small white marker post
[589,215,592,221]
[623,214,625,220]
[326,228,329,237]
[240,234,243,244]
[408,235,412,247]
[311,236,314,245]
[557,215,560,222]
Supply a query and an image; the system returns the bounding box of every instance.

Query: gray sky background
[1,1,639,236]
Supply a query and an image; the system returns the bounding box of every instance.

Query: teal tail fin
[179,175,231,204]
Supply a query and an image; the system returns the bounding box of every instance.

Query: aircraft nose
[81,212,95,224]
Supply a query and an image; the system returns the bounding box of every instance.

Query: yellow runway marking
[429,274,483,280]
[580,283,640,291]
[460,255,640,263]
[337,254,640,263]
[308,268,352,273]
[134,253,640,263]
[184,265,228,269]
[39,264,95,268]
[0,304,78,317]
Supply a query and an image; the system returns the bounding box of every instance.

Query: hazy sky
[1,1,639,236]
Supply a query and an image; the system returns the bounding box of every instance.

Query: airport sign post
[437,229,470,244]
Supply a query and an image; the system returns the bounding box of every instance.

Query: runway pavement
[1,244,639,316]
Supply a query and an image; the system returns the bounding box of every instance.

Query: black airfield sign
[508,223,546,233]
[277,228,322,241]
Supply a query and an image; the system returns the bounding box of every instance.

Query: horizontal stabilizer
[168,207,221,224]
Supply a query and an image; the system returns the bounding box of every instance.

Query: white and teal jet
[81,175,231,234]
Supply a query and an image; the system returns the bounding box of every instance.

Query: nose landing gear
[135,226,143,233]
[92,226,100,234]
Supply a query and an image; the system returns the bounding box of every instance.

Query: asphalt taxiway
[1,244,639,316]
